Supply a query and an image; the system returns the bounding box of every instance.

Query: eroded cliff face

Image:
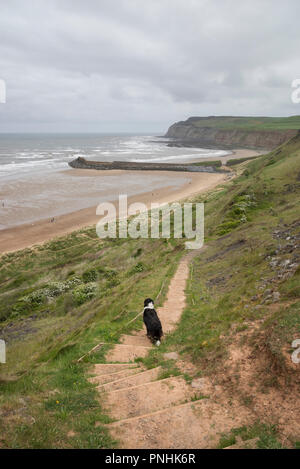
[165,121,298,149]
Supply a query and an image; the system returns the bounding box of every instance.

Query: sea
[0,134,229,229]
[0,133,229,179]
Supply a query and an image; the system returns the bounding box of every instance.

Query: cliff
[165,116,300,150]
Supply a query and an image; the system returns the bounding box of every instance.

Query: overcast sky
[0,0,300,133]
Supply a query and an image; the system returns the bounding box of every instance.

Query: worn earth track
[90,250,252,448]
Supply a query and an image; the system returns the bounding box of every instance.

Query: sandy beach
[192,147,265,163]
[0,148,262,254]
[0,170,227,254]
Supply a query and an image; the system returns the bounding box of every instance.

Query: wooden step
[91,363,138,376]
[120,334,151,347]
[102,376,192,420]
[107,399,253,449]
[98,367,162,392]
[89,366,141,385]
[107,344,152,363]
[97,250,204,448]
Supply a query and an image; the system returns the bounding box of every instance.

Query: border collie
[143,298,163,346]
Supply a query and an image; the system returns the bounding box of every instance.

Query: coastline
[0,148,261,255]
[0,170,227,254]
[189,147,265,163]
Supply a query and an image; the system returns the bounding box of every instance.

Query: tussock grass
[217,422,283,449]
[0,231,184,447]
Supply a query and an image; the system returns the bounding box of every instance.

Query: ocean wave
[129,151,228,163]
[0,158,66,174]
[0,135,231,181]
[16,153,47,159]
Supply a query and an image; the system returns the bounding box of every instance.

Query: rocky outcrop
[165,117,298,150]
[68,157,226,173]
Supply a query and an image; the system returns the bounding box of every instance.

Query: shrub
[10,277,83,317]
[106,278,120,289]
[20,289,47,306]
[72,283,97,305]
[44,278,82,298]
[12,289,47,315]
[133,248,142,258]
[130,262,145,274]
[64,276,82,289]
[216,220,242,236]
[216,192,257,235]
[103,269,117,279]
[45,282,67,297]
[82,269,98,283]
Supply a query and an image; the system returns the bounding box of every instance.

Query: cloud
[0,0,300,132]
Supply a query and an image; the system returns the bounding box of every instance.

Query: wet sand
[0,170,227,254]
[190,147,265,163]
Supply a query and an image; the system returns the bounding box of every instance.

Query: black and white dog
[143,298,163,346]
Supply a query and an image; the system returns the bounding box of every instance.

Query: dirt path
[90,250,253,448]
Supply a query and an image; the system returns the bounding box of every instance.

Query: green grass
[165,132,300,368]
[136,132,300,446]
[217,423,283,449]
[0,231,184,448]
[181,115,300,131]
[1,131,300,448]
[226,156,260,166]
[190,160,222,167]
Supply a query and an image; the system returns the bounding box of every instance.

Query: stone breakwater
[68,157,227,173]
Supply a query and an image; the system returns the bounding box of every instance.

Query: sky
[0,0,300,133]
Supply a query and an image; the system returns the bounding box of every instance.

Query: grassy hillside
[140,133,300,448]
[172,135,300,365]
[0,132,299,448]
[182,115,300,131]
[0,232,184,448]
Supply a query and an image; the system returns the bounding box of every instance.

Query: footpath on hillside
[89,249,255,449]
